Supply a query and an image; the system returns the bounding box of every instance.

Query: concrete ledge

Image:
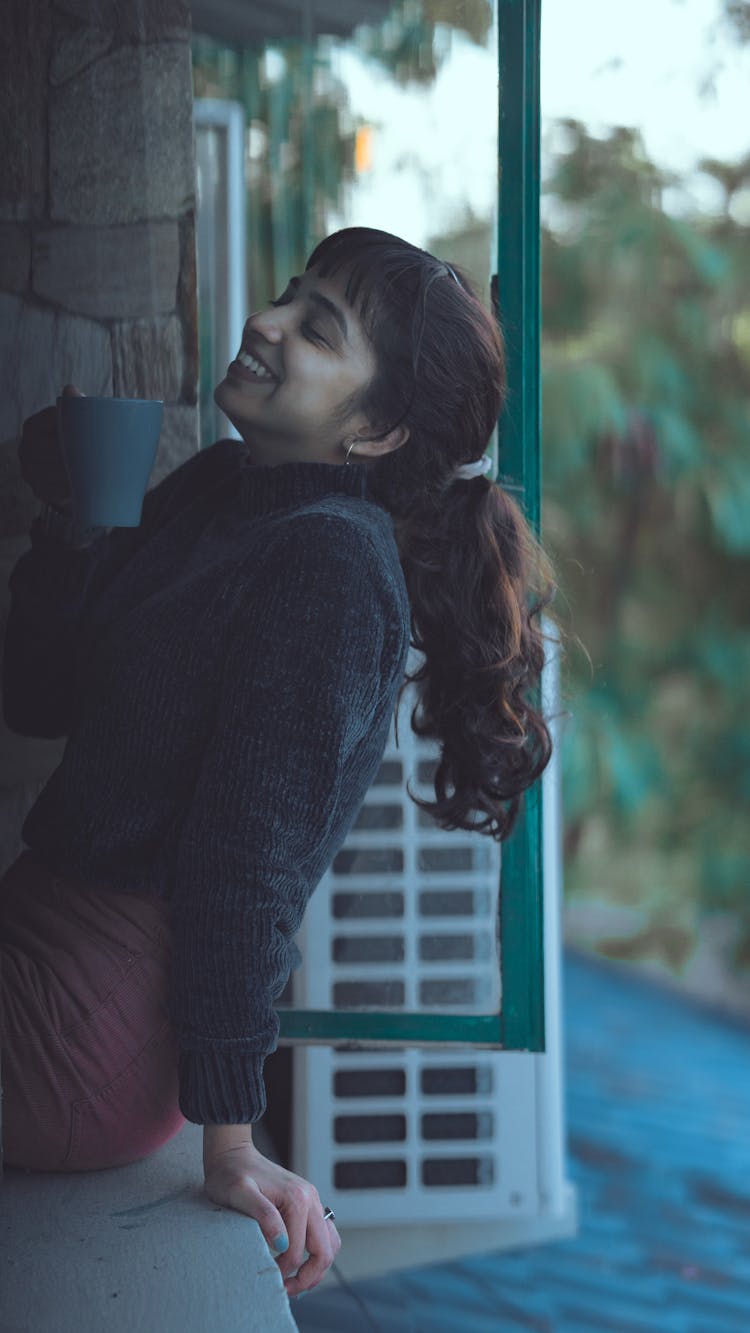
[0,1121,297,1332]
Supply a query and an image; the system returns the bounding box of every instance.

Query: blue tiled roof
[294,947,750,1332]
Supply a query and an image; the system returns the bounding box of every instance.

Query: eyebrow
[290,276,348,342]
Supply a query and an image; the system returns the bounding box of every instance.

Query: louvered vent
[291,674,542,1221]
[295,674,502,1018]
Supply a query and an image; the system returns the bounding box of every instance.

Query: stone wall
[0,0,199,874]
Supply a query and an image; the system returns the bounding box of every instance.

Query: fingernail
[272,1233,289,1253]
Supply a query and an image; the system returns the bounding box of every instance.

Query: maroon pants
[0,849,187,1172]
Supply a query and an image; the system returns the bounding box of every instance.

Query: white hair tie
[453,453,493,480]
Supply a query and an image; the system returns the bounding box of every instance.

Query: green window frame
[279,0,545,1054]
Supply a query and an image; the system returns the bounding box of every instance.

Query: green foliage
[191,4,494,442]
[543,121,750,950]
[192,36,358,309]
[191,16,749,961]
[191,1,490,301]
[356,0,493,84]
[724,0,750,43]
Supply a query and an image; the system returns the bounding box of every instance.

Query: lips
[240,332,279,381]
[227,358,273,385]
[227,339,281,387]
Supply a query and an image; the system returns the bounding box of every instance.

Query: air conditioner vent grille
[292,673,543,1221]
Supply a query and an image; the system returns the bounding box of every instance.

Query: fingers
[20,386,83,448]
[232,1180,288,1257]
[220,1173,339,1296]
[20,405,57,446]
[224,1176,339,1298]
[204,1167,288,1256]
[19,388,82,455]
[280,1198,341,1299]
[276,1182,315,1281]
[18,402,71,506]
[202,1147,340,1300]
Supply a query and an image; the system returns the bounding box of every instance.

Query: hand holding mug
[55,390,163,528]
[18,384,84,511]
[19,386,162,530]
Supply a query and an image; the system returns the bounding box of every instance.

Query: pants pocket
[63,1017,186,1172]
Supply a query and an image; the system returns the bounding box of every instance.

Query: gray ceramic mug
[56,395,163,528]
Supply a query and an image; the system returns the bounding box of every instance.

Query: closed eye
[270,290,329,348]
[301,322,329,347]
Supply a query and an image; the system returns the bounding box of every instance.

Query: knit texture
[2,441,411,1123]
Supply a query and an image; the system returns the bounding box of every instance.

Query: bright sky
[328,36,498,247]
[542,0,750,216]
[331,0,750,246]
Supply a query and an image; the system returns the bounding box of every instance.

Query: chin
[213,377,234,412]
[214,380,250,436]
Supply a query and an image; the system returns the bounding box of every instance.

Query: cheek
[300,364,360,411]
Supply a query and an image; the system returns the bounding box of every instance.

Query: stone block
[50,43,196,225]
[49,23,113,87]
[111,315,184,401]
[151,403,199,486]
[0,226,31,293]
[0,295,112,442]
[0,0,52,221]
[53,0,191,43]
[33,221,180,320]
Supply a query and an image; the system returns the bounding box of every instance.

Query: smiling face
[214,267,394,468]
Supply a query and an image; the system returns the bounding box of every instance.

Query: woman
[1,227,554,1297]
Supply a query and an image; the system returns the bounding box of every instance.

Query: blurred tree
[192,37,358,311]
[191,10,750,976]
[191,0,493,310]
[723,0,750,42]
[541,120,750,970]
[191,2,494,444]
[356,0,492,84]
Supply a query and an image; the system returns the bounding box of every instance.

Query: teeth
[238,349,273,379]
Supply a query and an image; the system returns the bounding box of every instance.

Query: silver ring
[322,1206,335,1222]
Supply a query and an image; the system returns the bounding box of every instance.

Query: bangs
[305,228,487,402]
[306,228,432,340]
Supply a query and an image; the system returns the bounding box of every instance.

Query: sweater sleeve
[169,512,407,1125]
[2,440,238,738]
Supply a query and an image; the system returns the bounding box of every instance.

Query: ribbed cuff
[24,515,110,601]
[177,1048,269,1125]
[34,505,110,548]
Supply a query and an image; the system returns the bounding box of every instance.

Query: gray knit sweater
[2,440,411,1123]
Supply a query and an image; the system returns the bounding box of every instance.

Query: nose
[247,303,288,345]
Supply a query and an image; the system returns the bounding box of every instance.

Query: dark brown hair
[307,227,556,840]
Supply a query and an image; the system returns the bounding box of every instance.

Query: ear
[349,422,410,461]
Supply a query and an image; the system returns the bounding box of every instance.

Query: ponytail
[307,227,558,839]
[372,465,556,840]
